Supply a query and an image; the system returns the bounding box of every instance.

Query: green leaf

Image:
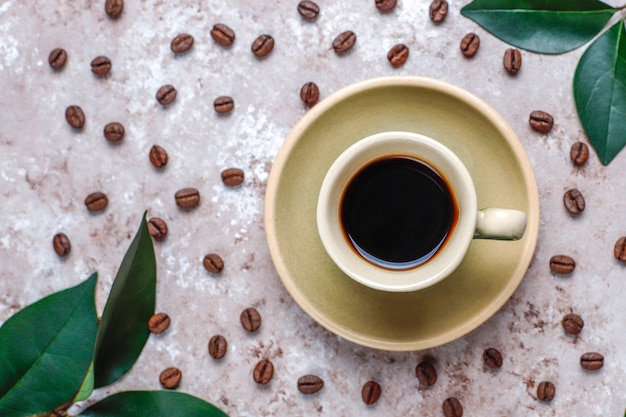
[92,212,157,388]
[80,391,230,417]
[0,274,98,417]
[461,0,615,54]
[73,362,94,402]
[574,20,626,165]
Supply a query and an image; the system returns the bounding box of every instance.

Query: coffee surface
[340,156,457,269]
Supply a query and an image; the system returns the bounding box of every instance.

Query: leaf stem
[50,399,73,417]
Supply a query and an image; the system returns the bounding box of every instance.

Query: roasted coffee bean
[562,313,584,335]
[211,23,236,46]
[156,84,177,105]
[376,0,397,12]
[208,335,228,359]
[84,192,108,212]
[614,236,626,262]
[442,397,463,417]
[148,312,171,334]
[52,233,71,257]
[503,48,522,75]
[300,82,320,106]
[570,142,589,166]
[251,34,275,58]
[240,307,262,332]
[221,168,244,187]
[159,367,182,389]
[203,253,225,274]
[483,347,503,369]
[537,381,555,402]
[549,255,576,274]
[387,43,409,68]
[149,145,168,169]
[563,188,585,215]
[103,122,125,142]
[214,96,235,113]
[48,48,68,69]
[361,380,382,405]
[175,187,200,209]
[148,217,168,240]
[253,359,274,384]
[105,0,124,18]
[529,110,554,133]
[429,0,448,23]
[297,374,324,394]
[91,56,112,76]
[580,352,604,371]
[460,33,480,58]
[332,31,356,54]
[415,361,437,386]
[171,33,194,53]
[298,1,320,20]
[65,105,85,129]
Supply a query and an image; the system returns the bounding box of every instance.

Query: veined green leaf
[0,274,98,417]
[461,0,615,54]
[574,20,626,165]
[92,212,157,388]
[79,391,230,417]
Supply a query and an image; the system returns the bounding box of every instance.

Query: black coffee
[340,156,457,269]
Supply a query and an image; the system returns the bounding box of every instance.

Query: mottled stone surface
[1,0,625,416]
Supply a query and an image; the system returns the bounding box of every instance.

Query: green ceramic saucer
[264,76,539,351]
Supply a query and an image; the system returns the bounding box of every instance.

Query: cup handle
[474,208,527,240]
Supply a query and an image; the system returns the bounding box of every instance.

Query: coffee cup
[316,131,527,292]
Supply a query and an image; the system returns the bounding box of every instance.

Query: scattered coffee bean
[442,397,463,417]
[549,255,576,274]
[376,0,397,12]
[300,82,320,106]
[483,347,503,369]
[570,142,589,166]
[103,122,125,142]
[148,312,171,334]
[563,188,585,215]
[221,168,245,187]
[580,352,604,371]
[361,380,382,405]
[156,84,177,106]
[65,105,85,129]
[251,34,275,58]
[211,23,236,46]
[614,236,626,262]
[332,31,356,54]
[297,374,324,394]
[537,381,555,402]
[48,48,67,69]
[175,187,200,209]
[562,313,584,335]
[253,359,274,384]
[298,1,320,20]
[240,307,262,332]
[91,56,112,76]
[52,233,71,257]
[460,33,480,58]
[147,217,168,240]
[159,367,182,389]
[208,335,228,359]
[503,48,522,75]
[105,0,123,18]
[203,253,225,274]
[415,361,437,386]
[84,192,108,212]
[171,33,194,53]
[149,145,169,169]
[214,96,235,113]
[429,0,448,23]
[529,110,554,133]
[387,43,409,68]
